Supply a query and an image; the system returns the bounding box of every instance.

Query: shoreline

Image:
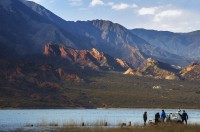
[0,108,200,110]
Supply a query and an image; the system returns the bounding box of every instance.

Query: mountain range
[1,0,200,78]
[1,0,199,67]
[1,0,200,108]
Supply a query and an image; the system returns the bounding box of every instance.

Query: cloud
[133,6,200,32]
[109,3,138,10]
[68,0,82,6]
[153,10,182,22]
[138,7,158,15]
[89,1,138,11]
[90,0,104,7]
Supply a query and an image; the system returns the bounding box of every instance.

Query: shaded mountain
[44,44,130,72]
[131,29,200,66]
[0,0,76,55]
[0,0,149,68]
[62,20,150,67]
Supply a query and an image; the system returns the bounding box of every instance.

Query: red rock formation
[57,68,63,78]
[39,82,63,90]
[43,44,130,72]
[44,44,52,56]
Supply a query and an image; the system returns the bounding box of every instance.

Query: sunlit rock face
[180,63,200,80]
[124,58,180,80]
[43,44,130,72]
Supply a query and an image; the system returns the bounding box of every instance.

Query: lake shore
[1,107,200,110]
[0,109,199,132]
[49,124,200,132]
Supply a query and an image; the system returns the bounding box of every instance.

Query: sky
[28,0,200,32]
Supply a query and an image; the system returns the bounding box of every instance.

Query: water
[0,109,200,131]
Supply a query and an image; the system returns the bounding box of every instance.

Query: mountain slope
[0,0,149,67]
[61,20,150,67]
[0,0,75,55]
[44,44,129,71]
[131,29,200,66]
[124,58,180,80]
[180,62,200,80]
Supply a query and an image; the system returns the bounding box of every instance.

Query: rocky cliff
[124,58,180,80]
[180,63,200,80]
[44,44,130,72]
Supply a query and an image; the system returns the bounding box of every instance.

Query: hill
[132,29,200,66]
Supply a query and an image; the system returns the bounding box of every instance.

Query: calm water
[0,109,200,131]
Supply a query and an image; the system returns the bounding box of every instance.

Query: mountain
[180,62,200,80]
[72,20,148,67]
[0,0,150,67]
[1,0,200,109]
[124,58,180,80]
[131,29,200,66]
[44,44,129,71]
[0,0,76,55]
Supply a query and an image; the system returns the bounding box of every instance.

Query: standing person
[143,112,147,126]
[155,112,160,125]
[182,110,189,125]
[161,110,166,122]
[178,109,183,122]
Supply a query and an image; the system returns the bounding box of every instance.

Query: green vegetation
[1,72,200,109]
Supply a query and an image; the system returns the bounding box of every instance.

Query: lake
[0,109,200,131]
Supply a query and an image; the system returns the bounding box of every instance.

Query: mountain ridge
[131,28,200,66]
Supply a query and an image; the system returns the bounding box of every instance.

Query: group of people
[143,109,189,125]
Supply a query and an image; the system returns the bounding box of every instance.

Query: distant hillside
[124,58,180,80]
[131,29,200,66]
[180,62,200,80]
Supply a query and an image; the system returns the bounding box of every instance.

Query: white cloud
[89,1,138,11]
[109,3,138,10]
[133,7,200,32]
[138,7,158,15]
[68,0,82,6]
[90,0,104,7]
[154,10,182,22]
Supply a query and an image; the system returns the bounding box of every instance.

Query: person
[161,110,166,122]
[155,112,160,125]
[178,109,183,121]
[143,112,147,125]
[182,110,188,125]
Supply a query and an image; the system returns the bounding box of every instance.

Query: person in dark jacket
[143,112,147,125]
[161,110,166,122]
[155,112,160,125]
[182,110,188,124]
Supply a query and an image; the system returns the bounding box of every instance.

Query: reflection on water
[0,109,199,131]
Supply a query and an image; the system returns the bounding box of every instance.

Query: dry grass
[52,124,200,132]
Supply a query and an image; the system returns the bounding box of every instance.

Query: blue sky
[29,0,200,32]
